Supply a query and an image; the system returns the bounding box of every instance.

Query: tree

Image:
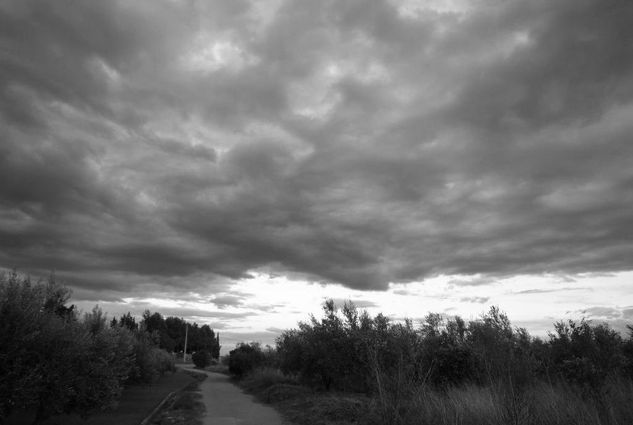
[192,350,212,368]
[0,272,132,422]
[229,343,264,377]
[549,319,625,389]
[119,312,138,331]
[467,306,516,385]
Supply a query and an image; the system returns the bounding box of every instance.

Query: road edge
[138,389,178,425]
[139,368,207,425]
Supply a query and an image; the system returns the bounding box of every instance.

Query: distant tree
[119,312,138,331]
[142,310,176,350]
[161,317,220,358]
[42,272,75,320]
[165,316,186,352]
[84,305,107,335]
[142,310,166,334]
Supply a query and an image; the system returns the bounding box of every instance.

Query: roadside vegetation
[229,300,633,425]
[0,271,218,424]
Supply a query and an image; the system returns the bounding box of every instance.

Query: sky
[1,0,632,352]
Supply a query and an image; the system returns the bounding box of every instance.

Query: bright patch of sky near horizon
[1,0,633,352]
[70,270,633,354]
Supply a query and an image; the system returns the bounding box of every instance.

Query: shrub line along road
[180,366,285,425]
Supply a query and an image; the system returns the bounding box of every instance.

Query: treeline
[132,310,220,358]
[274,301,633,392]
[229,300,633,425]
[0,271,218,423]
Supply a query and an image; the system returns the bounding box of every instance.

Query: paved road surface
[181,367,285,425]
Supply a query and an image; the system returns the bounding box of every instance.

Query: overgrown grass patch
[363,378,633,425]
[237,366,371,425]
[237,366,633,425]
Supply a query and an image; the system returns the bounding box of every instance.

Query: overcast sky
[1,0,632,351]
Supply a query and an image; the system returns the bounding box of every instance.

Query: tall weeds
[366,375,633,425]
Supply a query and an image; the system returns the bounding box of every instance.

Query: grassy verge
[235,368,633,425]
[5,369,199,425]
[237,367,372,425]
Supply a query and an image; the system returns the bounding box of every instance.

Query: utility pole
[183,322,189,363]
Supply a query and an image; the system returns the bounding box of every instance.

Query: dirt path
[181,367,285,425]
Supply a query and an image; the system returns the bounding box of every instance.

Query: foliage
[220,299,633,425]
[277,301,423,392]
[276,300,633,396]
[133,311,221,358]
[228,342,265,377]
[127,330,175,384]
[192,350,212,368]
[548,318,626,390]
[0,271,176,423]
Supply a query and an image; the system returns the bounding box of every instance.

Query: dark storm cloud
[2,0,633,302]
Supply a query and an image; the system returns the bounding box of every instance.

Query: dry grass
[237,367,372,425]
[239,367,633,425]
[366,377,633,425]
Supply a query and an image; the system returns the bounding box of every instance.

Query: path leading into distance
[180,367,285,425]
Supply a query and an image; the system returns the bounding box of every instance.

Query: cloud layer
[1,0,633,299]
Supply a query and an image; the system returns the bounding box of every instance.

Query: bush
[192,350,212,368]
[0,272,131,421]
[128,331,175,384]
[229,343,264,377]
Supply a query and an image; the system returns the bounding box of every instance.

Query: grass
[365,377,633,425]
[236,367,633,425]
[4,369,199,425]
[237,367,372,425]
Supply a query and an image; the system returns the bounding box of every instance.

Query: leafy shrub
[549,319,626,391]
[229,343,265,377]
[192,350,212,368]
[128,331,175,384]
[0,272,130,421]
